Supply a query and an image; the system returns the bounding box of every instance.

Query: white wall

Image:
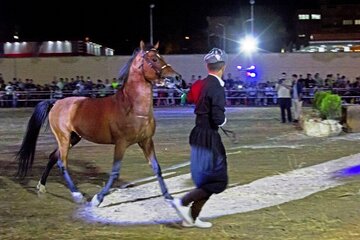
[1,53,360,85]
[41,41,72,53]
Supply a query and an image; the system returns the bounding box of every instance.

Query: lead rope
[220,127,239,144]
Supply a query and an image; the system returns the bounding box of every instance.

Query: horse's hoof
[90,194,103,207]
[71,192,85,204]
[36,181,46,193]
[165,195,173,201]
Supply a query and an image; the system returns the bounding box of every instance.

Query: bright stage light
[240,35,258,54]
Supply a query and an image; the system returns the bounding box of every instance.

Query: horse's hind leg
[139,138,172,200]
[37,133,82,194]
[37,149,57,193]
[91,142,125,206]
[53,132,84,203]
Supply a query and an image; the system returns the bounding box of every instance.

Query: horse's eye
[152,58,158,62]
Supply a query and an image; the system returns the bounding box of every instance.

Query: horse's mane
[118,43,155,88]
[118,48,139,87]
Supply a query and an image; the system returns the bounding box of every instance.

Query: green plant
[313,91,342,120]
[320,94,342,120]
[313,91,331,110]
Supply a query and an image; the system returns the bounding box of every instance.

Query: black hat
[204,48,227,64]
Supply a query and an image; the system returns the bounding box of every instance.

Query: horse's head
[139,41,182,89]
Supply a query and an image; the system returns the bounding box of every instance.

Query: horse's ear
[140,40,145,50]
[154,41,159,49]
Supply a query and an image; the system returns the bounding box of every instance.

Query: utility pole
[250,0,255,35]
[217,23,226,51]
[149,4,155,44]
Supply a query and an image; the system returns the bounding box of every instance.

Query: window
[355,19,360,25]
[298,14,310,20]
[343,20,353,25]
[311,14,321,20]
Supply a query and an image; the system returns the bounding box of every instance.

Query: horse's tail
[16,99,57,178]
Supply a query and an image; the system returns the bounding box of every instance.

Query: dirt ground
[1,107,360,240]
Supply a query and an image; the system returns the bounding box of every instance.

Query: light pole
[250,0,255,35]
[217,23,226,51]
[149,4,155,45]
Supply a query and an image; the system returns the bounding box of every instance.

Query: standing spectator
[305,73,317,103]
[291,74,303,123]
[224,72,234,89]
[111,78,120,91]
[264,82,275,105]
[4,82,14,107]
[276,74,292,123]
[0,74,5,107]
[314,73,324,87]
[172,48,228,228]
[166,87,175,106]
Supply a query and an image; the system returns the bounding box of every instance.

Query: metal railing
[1,87,360,108]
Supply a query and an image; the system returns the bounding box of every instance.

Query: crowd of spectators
[220,72,360,106]
[1,72,360,108]
[0,74,122,107]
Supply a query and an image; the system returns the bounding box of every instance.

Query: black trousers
[278,98,292,123]
[182,188,211,220]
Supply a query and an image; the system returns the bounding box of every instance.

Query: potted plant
[301,91,342,137]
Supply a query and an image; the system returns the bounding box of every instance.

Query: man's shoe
[171,198,193,224]
[182,218,213,228]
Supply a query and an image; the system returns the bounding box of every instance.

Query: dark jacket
[189,75,228,194]
[292,81,303,100]
[193,75,226,129]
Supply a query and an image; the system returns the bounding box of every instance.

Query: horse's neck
[119,76,154,115]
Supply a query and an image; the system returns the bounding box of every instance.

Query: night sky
[0,0,352,54]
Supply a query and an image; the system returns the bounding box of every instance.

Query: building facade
[0,40,114,57]
[295,0,360,52]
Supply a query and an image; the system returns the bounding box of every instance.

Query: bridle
[140,48,171,79]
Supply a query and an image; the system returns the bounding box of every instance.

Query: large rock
[302,118,343,137]
[342,104,360,133]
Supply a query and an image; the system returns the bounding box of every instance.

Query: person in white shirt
[275,73,292,123]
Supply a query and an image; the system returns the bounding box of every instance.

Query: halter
[140,48,171,78]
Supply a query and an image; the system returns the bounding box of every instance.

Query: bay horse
[16,41,182,206]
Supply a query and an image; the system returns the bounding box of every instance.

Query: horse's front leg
[91,142,125,207]
[57,157,84,204]
[139,138,173,200]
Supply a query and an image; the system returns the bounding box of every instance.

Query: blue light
[337,165,360,176]
[246,65,257,78]
[236,64,258,80]
[247,72,257,78]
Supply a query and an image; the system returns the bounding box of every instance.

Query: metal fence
[1,87,360,108]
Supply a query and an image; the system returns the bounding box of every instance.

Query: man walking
[172,48,229,228]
